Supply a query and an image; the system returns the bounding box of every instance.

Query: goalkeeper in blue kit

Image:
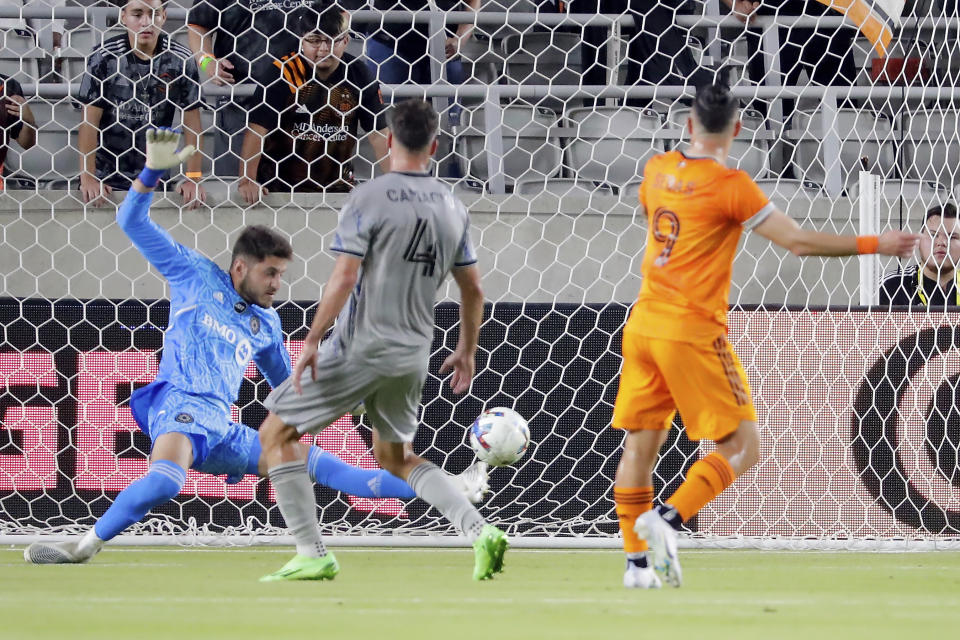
[25,130,487,564]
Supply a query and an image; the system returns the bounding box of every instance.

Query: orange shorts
[612,330,757,441]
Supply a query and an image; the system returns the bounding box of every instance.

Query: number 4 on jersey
[405,218,437,276]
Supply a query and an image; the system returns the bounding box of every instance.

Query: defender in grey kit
[258,99,508,582]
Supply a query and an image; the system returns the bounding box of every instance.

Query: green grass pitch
[2,547,959,639]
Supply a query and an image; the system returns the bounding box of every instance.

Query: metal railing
[3,6,955,195]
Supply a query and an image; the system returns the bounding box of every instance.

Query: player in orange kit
[612,83,919,589]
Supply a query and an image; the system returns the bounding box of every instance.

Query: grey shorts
[263,350,427,443]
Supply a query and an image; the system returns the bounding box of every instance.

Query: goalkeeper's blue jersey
[116,190,291,427]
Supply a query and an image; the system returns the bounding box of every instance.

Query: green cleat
[472,524,508,581]
[259,552,340,582]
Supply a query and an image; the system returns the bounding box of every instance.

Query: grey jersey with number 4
[328,171,477,370]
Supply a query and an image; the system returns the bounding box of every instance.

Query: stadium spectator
[77,0,205,208]
[187,0,308,177]
[237,3,388,202]
[0,73,37,186]
[725,0,857,120]
[581,0,713,107]
[880,204,960,308]
[363,0,478,115]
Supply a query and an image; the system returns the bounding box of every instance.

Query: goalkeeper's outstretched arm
[754,209,920,258]
[116,129,198,282]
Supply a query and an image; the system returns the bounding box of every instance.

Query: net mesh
[1,1,959,548]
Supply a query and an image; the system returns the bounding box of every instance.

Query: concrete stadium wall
[0,186,933,305]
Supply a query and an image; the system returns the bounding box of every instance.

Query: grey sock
[269,461,327,558]
[407,462,485,542]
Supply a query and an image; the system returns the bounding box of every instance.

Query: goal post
[859,170,881,306]
[1,3,960,550]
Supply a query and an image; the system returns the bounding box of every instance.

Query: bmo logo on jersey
[201,313,253,365]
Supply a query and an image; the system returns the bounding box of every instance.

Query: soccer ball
[469,407,530,467]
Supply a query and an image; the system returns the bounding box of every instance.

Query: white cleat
[634,510,683,588]
[623,563,662,589]
[453,461,490,504]
[24,539,93,565]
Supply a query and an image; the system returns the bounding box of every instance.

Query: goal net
[1,1,959,549]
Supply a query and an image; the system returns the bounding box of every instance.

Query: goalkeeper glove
[138,128,197,188]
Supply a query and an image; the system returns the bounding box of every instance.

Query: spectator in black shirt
[188,0,307,177]
[238,2,388,202]
[581,0,713,107]
[725,0,857,120]
[0,75,37,187]
[880,204,960,308]
[77,0,205,207]
[364,0,478,89]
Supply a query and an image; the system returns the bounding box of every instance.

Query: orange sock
[614,486,654,553]
[666,452,735,522]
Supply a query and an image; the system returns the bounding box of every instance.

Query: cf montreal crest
[234,301,247,313]
[250,316,260,335]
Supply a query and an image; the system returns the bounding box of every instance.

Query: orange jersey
[630,150,773,343]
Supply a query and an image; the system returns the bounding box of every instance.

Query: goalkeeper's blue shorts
[139,385,261,483]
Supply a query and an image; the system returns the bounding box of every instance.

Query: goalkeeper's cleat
[453,461,490,504]
[634,510,682,588]
[472,524,508,580]
[259,552,340,582]
[24,539,94,565]
[623,562,662,589]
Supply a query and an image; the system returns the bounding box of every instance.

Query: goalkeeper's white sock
[407,462,485,542]
[268,461,328,558]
